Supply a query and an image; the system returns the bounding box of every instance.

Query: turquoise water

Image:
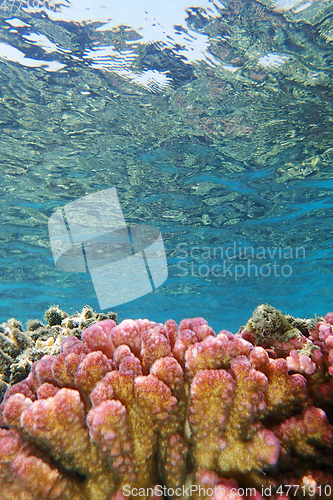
[0,0,332,332]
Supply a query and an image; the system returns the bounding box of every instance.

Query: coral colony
[0,304,333,499]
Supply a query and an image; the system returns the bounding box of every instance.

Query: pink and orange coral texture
[1,306,333,500]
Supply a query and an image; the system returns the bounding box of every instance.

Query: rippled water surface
[0,0,332,331]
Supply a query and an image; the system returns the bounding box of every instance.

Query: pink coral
[0,310,333,500]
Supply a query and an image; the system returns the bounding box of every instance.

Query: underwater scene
[0,0,333,498]
[0,0,332,331]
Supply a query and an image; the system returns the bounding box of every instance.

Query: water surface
[0,0,332,331]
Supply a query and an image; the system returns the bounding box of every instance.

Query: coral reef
[0,305,333,500]
[0,306,117,403]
